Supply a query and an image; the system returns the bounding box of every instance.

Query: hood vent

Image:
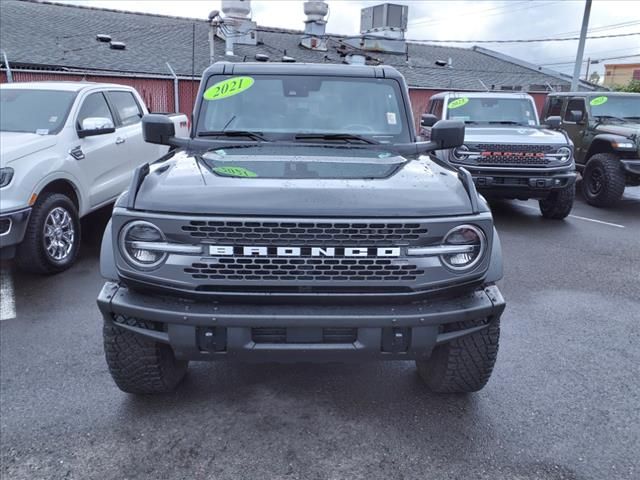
[301,1,329,51]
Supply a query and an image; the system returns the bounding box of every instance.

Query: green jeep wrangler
[541,92,640,207]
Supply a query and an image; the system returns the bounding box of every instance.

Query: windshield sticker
[212,166,258,177]
[448,97,469,109]
[378,152,393,158]
[386,112,397,125]
[590,96,608,106]
[528,120,536,126]
[48,116,58,123]
[203,76,255,101]
[36,129,49,135]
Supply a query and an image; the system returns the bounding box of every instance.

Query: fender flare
[100,219,118,281]
[485,227,503,284]
[587,133,634,157]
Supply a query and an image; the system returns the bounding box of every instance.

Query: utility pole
[571,0,592,91]
[584,57,591,80]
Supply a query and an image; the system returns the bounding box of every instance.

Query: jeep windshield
[589,95,640,121]
[446,97,538,127]
[0,88,77,135]
[195,75,410,144]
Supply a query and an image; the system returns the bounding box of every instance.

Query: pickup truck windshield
[196,75,410,143]
[589,95,640,120]
[446,97,538,126]
[0,89,77,135]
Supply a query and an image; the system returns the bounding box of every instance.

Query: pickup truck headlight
[119,221,167,270]
[440,225,486,272]
[0,167,14,188]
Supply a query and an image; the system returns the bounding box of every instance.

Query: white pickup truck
[0,81,189,273]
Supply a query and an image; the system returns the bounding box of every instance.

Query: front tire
[582,153,626,207]
[539,183,575,219]
[15,193,81,274]
[416,318,500,393]
[104,317,188,394]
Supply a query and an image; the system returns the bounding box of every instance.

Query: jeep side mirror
[142,114,176,145]
[545,116,561,129]
[421,113,438,128]
[569,110,585,124]
[430,120,465,149]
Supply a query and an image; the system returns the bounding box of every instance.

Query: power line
[543,53,640,66]
[408,1,531,26]
[405,31,639,44]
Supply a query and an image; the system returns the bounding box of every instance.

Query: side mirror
[568,110,585,123]
[142,114,176,145]
[545,116,561,129]
[78,117,115,138]
[421,113,438,128]
[430,120,465,150]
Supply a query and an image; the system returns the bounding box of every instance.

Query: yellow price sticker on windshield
[590,96,608,106]
[448,97,469,109]
[203,77,255,101]
[213,166,258,177]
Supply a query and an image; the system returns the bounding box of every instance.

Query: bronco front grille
[184,258,424,282]
[181,220,429,246]
[471,143,556,167]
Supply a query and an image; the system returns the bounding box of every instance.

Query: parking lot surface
[1,187,638,480]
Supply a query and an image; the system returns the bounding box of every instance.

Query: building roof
[0,0,601,92]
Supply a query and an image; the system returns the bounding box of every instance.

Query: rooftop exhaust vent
[282,55,296,63]
[255,53,269,62]
[96,34,111,42]
[218,0,257,56]
[109,41,126,50]
[301,1,328,51]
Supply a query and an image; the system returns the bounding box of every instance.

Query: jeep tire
[539,183,575,219]
[104,318,188,394]
[16,193,81,274]
[416,318,500,393]
[582,153,626,207]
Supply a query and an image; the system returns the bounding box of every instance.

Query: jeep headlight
[440,225,486,271]
[119,220,167,270]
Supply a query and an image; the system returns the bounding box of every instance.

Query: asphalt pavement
[1,186,639,480]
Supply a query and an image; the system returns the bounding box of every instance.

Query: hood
[595,122,640,140]
[133,144,475,217]
[464,126,567,145]
[0,131,58,166]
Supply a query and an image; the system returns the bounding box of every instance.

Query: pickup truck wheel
[539,183,575,219]
[582,153,626,207]
[416,318,500,393]
[103,318,188,394]
[15,193,80,274]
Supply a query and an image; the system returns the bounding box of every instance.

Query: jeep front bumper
[97,282,506,362]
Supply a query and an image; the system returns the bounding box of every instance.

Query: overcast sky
[57,0,640,81]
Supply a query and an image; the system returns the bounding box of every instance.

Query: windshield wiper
[623,116,640,120]
[198,130,268,141]
[294,133,380,145]
[594,115,626,123]
[487,121,527,126]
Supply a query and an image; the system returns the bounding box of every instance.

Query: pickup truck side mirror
[421,113,438,128]
[545,116,562,129]
[142,114,176,145]
[78,117,115,138]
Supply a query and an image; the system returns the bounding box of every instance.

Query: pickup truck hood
[134,145,476,217]
[0,131,57,166]
[464,126,567,145]
[595,122,640,140]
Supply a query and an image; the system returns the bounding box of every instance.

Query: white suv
[0,81,188,274]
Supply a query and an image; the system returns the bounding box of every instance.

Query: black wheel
[416,318,500,393]
[104,317,188,394]
[15,193,81,274]
[539,183,575,219]
[582,153,626,207]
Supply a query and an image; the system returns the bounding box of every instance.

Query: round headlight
[556,146,572,162]
[440,225,486,272]
[119,221,167,270]
[451,145,470,162]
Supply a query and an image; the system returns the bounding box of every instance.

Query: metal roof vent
[218,0,257,56]
[282,55,296,63]
[96,34,111,42]
[361,3,408,39]
[255,53,269,62]
[109,41,126,50]
[301,1,328,51]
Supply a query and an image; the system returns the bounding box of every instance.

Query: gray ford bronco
[97,63,506,395]
[423,92,576,219]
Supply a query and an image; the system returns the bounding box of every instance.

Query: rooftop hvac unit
[360,3,408,34]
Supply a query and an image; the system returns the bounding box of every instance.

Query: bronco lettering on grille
[207,246,401,257]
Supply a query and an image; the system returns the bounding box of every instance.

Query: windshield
[445,97,538,126]
[196,75,410,143]
[0,89,77,134]
[589,95,640,120]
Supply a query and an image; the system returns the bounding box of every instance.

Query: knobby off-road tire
[15,193,81,274]
[539,183,575,220]
[416,319,500,393]
[582,153,626,207]
[104,318,188,394]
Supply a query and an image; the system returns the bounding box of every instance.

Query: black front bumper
[0,207,31,259]
[621,159,640,177]
[97,282,506,362]
[463,166,576,200]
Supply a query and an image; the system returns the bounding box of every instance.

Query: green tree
[588,71,600,85]
[614,80,640,93]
